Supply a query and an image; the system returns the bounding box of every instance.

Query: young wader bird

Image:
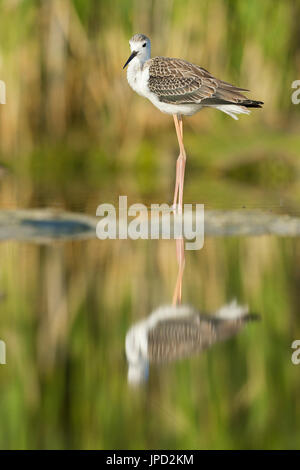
[125,236,259,385]
[123,34,263,213]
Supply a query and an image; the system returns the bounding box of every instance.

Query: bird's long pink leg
[172,114,186,213]
[172,158,180,210]
[172,238,185,305]
[172,114,181,212]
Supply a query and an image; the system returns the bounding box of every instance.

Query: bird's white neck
[127,54,148,74]
[126,55,149,96]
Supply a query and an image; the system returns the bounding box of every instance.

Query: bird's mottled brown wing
[147,314,255,363]
[147,56,249,105]
[147,316,216,362]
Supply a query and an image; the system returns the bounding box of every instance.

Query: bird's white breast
[126,60,150,97]
[126,58,202,116]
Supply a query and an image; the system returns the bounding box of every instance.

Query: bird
[125,234,259,385]
[123,34,263,213]
[125,301,259,385]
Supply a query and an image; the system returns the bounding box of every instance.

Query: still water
[0,228,299,449]
[1,127,300,448]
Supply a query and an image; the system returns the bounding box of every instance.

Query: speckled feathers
[147,56,262,107]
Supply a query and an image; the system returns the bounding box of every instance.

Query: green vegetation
[0,0,300,211]
[0,236,299,449]
[0,0,300,449]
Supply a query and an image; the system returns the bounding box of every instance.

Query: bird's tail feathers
[215,104,251,120]
[216,300,260,322]
[216,300,249,319]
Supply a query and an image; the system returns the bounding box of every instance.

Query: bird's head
[123,34,151,69]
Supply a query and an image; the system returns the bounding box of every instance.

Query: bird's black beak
[123,51,138,69]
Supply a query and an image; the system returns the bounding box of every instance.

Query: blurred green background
[0,0,300,450]
[0,0,300,211]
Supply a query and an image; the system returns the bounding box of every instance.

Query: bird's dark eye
[143,43,146,47]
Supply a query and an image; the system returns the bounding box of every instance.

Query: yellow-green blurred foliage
[0,236,300,449]
[0,0,300,158]
[1,1,300,450]
[1,0,300,212]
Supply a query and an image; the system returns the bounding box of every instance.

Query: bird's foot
[171,203,178,214]
[171,203,183,215]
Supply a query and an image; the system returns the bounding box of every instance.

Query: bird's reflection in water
[126,239,259,385]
